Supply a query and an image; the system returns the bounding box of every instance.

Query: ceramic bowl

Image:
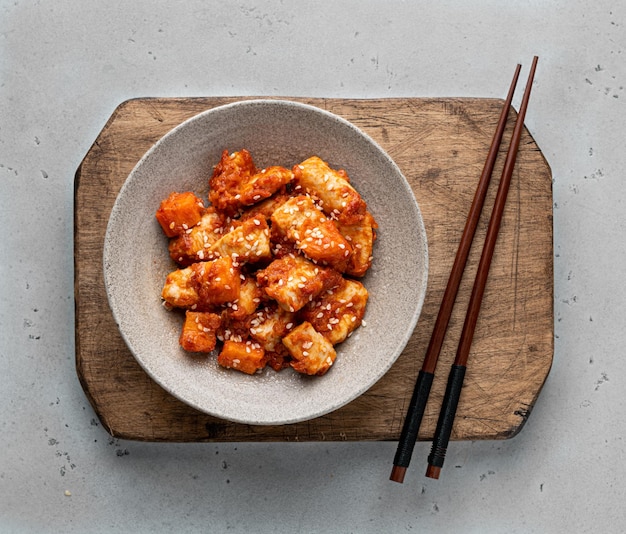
[103,99,428,425]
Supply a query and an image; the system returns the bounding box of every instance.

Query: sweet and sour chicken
[156,149,377,377]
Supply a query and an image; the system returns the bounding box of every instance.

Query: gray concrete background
[1,1,624,532]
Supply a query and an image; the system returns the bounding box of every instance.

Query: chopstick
[426,56,539,480]
[389,63,523,484]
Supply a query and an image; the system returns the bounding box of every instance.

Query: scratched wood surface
[74,97,553,442]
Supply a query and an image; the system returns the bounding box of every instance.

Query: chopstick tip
[390,465,406,483]
[425,465,441,480]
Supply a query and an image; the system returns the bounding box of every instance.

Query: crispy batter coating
[208,149,257,215]
[271,195,352,272]
[161,256,241,309]
[156,191,205,237]
[283,321,337,376]
[208,215,272,264]
[239,193,291,222]
[255,254,342,313]
[335,211,378,277]
[217,339,267,374]
[301,278,368,345]
[179,311,221,353]
[249,302,296,351]
[293,156,366,225]
[209,149,293,216]
[168,207,225,266]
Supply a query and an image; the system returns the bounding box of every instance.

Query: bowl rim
[103,98,428,425]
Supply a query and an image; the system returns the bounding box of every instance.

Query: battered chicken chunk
[293,156,366,225]
[249,302,296,351]
[209,149,293,216]
[255,254,342,313]
[208,215,272,264]
[168,207,225,266]
[283,321,337,376]
[335,211,378,277]
[156,191,205,237]
[217,339,268,375]
[301,278,368,345]
[161,256,241,309]
[179,311,221,353]
[271,195,352,272]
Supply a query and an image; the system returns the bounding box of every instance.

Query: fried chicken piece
[168,207,225,266]
[209,149,293,216]
[293,156,366,225]
[156,191,205,237]
[208,215,272,264]
[161,256,241,309]
[179,311,221,353]
[335,211,378,277]
[271,195,352,272]
[301,278,368,345]
[283,321,337,376]
[255,254,342,313]
[217,339,268,375]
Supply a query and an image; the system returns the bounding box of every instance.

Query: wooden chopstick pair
[390,57,539,483]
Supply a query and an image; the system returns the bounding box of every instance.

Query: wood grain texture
[74,97,553,442]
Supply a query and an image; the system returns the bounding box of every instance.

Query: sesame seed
[302,351,309,357]
[169,222,175,229]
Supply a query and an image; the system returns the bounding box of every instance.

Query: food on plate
[156,149,377,376]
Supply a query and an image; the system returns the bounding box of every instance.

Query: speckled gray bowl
[103,99,428,425]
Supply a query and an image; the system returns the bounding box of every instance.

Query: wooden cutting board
[74,97,553,442]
